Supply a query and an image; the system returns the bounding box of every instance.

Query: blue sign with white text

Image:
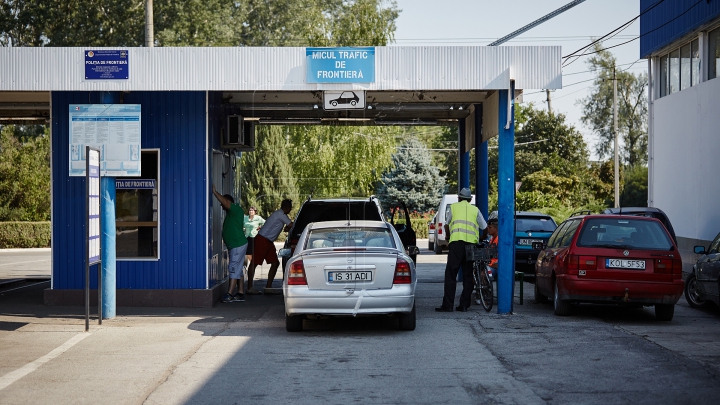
[306,47,374,83]
[85,50,129,80]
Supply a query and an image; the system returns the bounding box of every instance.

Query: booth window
[115,150,159,259]
[710,27,720,80]
[657,37,701,98]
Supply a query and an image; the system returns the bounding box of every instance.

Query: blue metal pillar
[91,91,119,319]
[458,120,470,191]
[497,83,516,314]
[474,104,488,219]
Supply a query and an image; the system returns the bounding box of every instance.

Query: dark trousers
[442,241,474,310]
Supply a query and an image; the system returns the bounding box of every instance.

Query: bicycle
[466,243,497,312]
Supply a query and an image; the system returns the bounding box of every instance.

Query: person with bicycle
[435,188,488,312]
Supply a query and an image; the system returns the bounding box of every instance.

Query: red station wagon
[534,214,684,321]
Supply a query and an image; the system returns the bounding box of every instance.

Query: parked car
[534,213,684,320]
[432,194,476,254]
[389,201,417,263]
[684,231,720,309]
[514,211,558,275]
[280,220,419,332]
[281,197,385,269]
[602,207,677,244]
[428,213,437,251]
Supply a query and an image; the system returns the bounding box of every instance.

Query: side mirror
[694,245,707,255]
[406,246,420,256]
[278,248,292,258]
[532,242,545,250]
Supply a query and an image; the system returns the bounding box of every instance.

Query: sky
[391,0,645,159]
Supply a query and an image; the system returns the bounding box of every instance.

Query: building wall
[641,0,720,57]
[51,91,209,290]
[651,76,720,267]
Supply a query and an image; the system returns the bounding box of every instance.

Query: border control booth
[0,46,561,312]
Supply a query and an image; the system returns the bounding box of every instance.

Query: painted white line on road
[0,259,51,267]
[0,332,90,391]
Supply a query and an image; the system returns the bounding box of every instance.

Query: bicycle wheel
[472,261,483,302]
[479,265,494,312]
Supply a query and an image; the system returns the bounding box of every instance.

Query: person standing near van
[246,199,293,295]
[243,207,265,266]
[436,188,487,312]
[212,185,248,303]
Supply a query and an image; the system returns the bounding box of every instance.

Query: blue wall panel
[52,91,208,290]
[641,0,720,57]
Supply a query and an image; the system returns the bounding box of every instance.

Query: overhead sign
[306,47,374,83]
[69,104,141,177]
[85,50,129,80]
[323,90,366,110]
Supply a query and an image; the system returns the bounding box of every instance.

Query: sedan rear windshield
[516,217,557,232]
[306,227,396,249]
[576,218,673,250]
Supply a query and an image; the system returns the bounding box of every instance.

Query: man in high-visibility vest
[436,188,488,312]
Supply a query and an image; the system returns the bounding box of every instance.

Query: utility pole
[546,89,552,114]
[613,66,619,208]
[145,0,154,47]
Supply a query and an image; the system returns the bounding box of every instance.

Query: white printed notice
[69,104,141,177]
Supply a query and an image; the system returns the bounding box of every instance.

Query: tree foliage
[620,165,648,207]
[0,125,50,220]
[580,43,648,166]
[375,137,445,212]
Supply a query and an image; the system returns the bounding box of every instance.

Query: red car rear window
[577,218,673,250]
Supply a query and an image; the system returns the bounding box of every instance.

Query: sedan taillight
[655,258,682,279]
[393,258,412,284]
[288,260,307,285]
[566,255,597,275]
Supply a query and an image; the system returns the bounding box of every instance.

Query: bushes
[0,221,50,248]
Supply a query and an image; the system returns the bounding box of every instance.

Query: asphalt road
[1,244,719,404]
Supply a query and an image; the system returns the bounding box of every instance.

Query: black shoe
[455,306,468,312]
[435,306,453,312]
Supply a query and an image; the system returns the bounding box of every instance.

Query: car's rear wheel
[684,273,708,308]
[433,242,442,255]
[553,278,572,316]
[655,304,675,321]
[398,302,416,331]
[534,280,548,303]
[285,313,304,332]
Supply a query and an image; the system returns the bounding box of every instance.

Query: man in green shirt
[212,185,248,303]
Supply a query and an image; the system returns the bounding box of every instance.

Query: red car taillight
[655,258,683,279]
[287,260,307,285]
[566,255,597,275]
[393,258,412,284]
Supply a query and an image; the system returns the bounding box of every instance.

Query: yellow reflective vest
[449,201,481,244]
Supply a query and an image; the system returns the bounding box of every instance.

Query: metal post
[474,104,488,220]
[614,67,619,208]
[497,83,516,314]
[145,0,154,47]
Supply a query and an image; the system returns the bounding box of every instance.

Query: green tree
[0,125,50,220]
[580,43,648,166]
[239,126,299,217]
[375,137,445,212]
[286,125,398,198]
[620,165,647,207]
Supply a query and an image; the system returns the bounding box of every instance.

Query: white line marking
[0,332,90,391]
[0,259,51,267]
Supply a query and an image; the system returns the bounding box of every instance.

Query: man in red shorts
[246,199,293,295]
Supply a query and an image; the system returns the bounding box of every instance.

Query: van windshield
[577,218,673,250]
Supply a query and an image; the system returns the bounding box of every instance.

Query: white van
[430,193,476,254]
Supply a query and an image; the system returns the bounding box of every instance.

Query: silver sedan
[280,220,418,332]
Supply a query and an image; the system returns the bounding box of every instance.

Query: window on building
[660,55,668,97]
[710,27,720,80]
[691,39,700,86]
[680,43,691,90]
[115,150,159,259]
[669,49,680,94]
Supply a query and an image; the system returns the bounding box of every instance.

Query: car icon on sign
[330,91,360,107]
